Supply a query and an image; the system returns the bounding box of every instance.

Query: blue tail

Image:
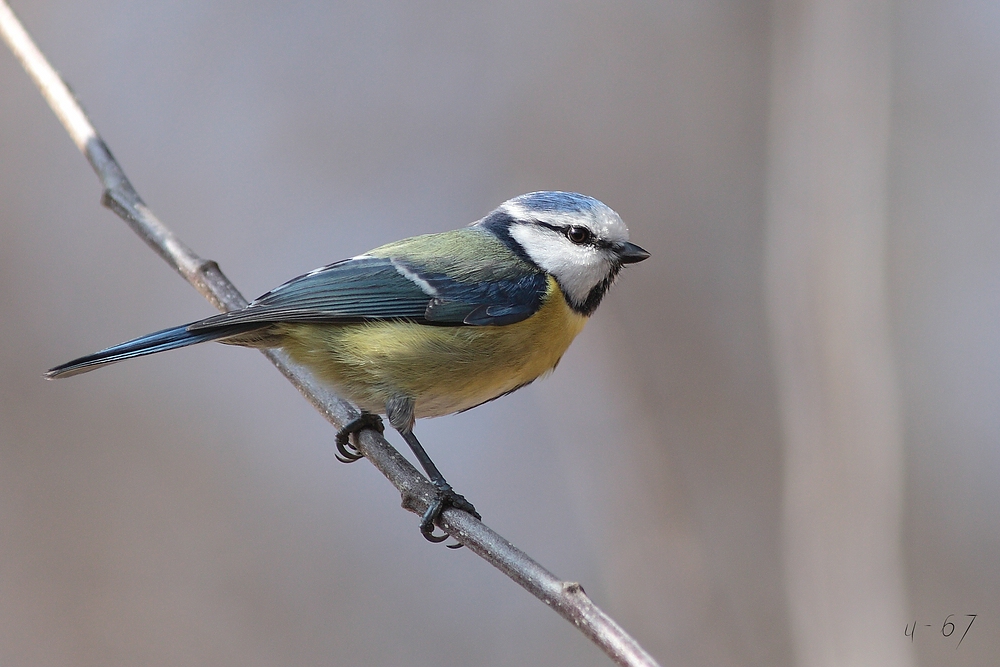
[46,323,236,379]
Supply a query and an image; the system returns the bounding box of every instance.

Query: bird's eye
[566,226,592,244]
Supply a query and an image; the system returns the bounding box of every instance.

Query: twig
[0,3,661,666]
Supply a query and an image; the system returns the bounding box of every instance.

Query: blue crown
[512,191,602,214]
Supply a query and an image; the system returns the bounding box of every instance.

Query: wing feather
[189,245,548,331]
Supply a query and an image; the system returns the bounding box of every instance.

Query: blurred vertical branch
[0,2,660,666]
[766,1,914,665]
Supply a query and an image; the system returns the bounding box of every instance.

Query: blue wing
[417,265,549,326]
[189,253,548,331]
[48,230,549,379]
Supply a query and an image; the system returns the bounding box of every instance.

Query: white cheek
[509,225,610,305]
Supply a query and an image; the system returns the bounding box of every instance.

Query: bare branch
[0,3,660,665]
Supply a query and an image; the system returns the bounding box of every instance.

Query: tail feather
[45,322,253,379]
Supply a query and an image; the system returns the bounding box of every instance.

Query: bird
[47,191,649,542]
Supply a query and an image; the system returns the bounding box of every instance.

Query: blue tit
[47,191,649,541]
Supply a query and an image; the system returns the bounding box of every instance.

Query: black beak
[617,241,650,264]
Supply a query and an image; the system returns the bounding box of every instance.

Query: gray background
[0,1,997,665]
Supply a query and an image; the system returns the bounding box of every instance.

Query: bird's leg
[399,429,481,543]
[334,411,384,463]
[387,395,480,543]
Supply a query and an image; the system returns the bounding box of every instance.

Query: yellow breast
[276,276,588,418]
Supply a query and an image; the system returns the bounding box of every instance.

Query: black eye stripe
[533,220,605,246]
[534,221,564,234]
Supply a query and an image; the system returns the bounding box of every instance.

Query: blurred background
[1,1,997,665]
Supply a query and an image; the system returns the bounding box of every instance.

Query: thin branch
[0,3,660,666]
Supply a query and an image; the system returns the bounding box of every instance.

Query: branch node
[101,187,137,223]
[400,488,428,515]
[195,258,222,280]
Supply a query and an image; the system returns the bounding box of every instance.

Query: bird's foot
[420,483,481,547]
[334,412,384,463]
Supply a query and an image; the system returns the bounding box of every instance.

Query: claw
[420,524,451,543]
[334,412,384,463]
[335,445,363,464]
[418,484,480,546]
[419,496,449,541]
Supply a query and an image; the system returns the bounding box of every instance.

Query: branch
[0,3,660,666]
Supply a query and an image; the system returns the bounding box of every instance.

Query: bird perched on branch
[47,191,649,542]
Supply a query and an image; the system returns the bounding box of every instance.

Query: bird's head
[478,191,649,315]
